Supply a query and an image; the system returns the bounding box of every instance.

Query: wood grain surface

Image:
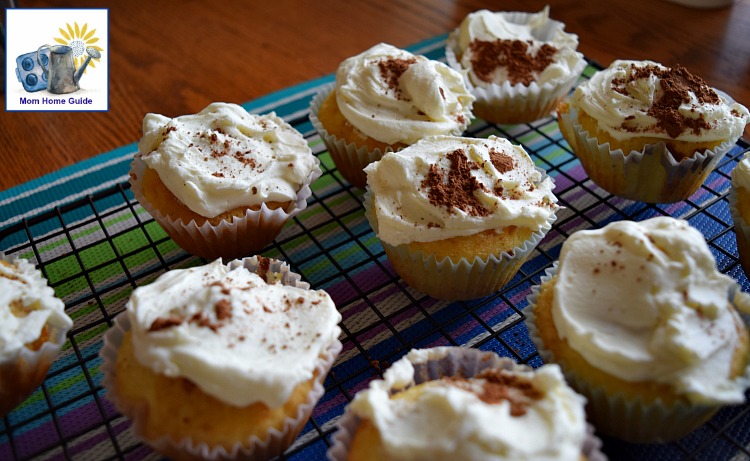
[1,0,749,192]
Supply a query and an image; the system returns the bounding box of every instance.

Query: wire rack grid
[1,56,750,461]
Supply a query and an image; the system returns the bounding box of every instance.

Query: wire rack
[2,59,750,461]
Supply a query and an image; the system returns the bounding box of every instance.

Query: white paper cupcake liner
[729,174,750,275]
[99,256,342,460]
[309,84,390,188]
[525,264,750,443]
[327,347,607,461]
[363,184,556,301]
[129,154,320,261]
[0,253,71,417]
[558,105,735,203]
[445,17,586,125]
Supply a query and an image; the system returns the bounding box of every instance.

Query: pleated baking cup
[100,256,343,461]
[363,189,556,301]
[309,84,391,189]
[728,178,750,276]
[445,28,586,125]
[557,106,735,204]
[327,347,607,461]
[128,155,320,261]
[525,264,750,443]
[0,253,71,418]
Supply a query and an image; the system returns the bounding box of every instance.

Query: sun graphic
[53,22,103,73]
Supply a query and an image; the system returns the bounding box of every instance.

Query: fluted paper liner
[445,12,587,125]
[309,84,390,188]
[0,252,71,418]
[327,347,607,461]
[525,263,750,443]
[558,105,735,203]
[364,184,556,301]
[129,152,321,261]
[100,256,342,461]
[729,173,750,275]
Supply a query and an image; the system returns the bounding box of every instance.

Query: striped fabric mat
[1,34,749,461]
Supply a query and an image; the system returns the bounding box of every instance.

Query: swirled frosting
[334,43,474,145]
[0,258,72,361]
[572,60,750,143]
[126,259,341,408]
[348,347,588,461]
[364,135,558,246]
[551,217,750,403]
[137,102,318,218]
[451,8,583,88]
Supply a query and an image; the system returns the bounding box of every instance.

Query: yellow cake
[364,135,558,300]
[526,217,750,442]
[329,347,604,461]
[130,102,320,259]
[0,255,72,417]
[310,43,474,188]
[556,60,749,203]
[101,256,342,460]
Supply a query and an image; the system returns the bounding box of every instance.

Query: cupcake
[445,7,586,124]
[0,253,73,417]
[557,60,750,203]
[364,135,558,301]
[730,151,750,275]
[327,347,607,461]
[309,43,474,188]
[526,217,750,443]
[129,102,321,260]
[100,256,342,460]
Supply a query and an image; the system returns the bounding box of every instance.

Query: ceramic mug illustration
[36,44,101,94]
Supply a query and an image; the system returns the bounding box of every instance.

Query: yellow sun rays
[53,22,103,73]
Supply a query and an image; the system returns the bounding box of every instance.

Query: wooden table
[1,0,749,193]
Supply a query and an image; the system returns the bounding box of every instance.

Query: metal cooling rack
[2,74,750,461]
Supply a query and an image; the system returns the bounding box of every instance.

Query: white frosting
[137,102,318,218]
[126,259,341,408]
[348,347,588,461]
[732,151,750,192]
[0,258,72,361]
[573,60,750,143]
[452,8,583,88]
[334,43,474,145]
[365,135,558,246]
[551,217,750,403]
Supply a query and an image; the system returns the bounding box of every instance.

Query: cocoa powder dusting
[447,369,544,417]
[378,57,417,100]
[469,39,558,86]
[613,63,720,137]
[489,148,515,174]
[420,149,491,217]
[214,299,232,321]
[148,316,183,332]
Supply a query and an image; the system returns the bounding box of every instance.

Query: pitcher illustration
[37,44,101,94]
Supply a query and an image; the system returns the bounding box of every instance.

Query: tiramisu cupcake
[526,217,750,442]
[364,135,558,301]
[328,347,607,461]
[557,60,750,203]
[100,256,342,460]
[446,7,586,124]
[731,151,750,275]
[309,43,474,188]
[1,253,73,417]
[130,102,321,260]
